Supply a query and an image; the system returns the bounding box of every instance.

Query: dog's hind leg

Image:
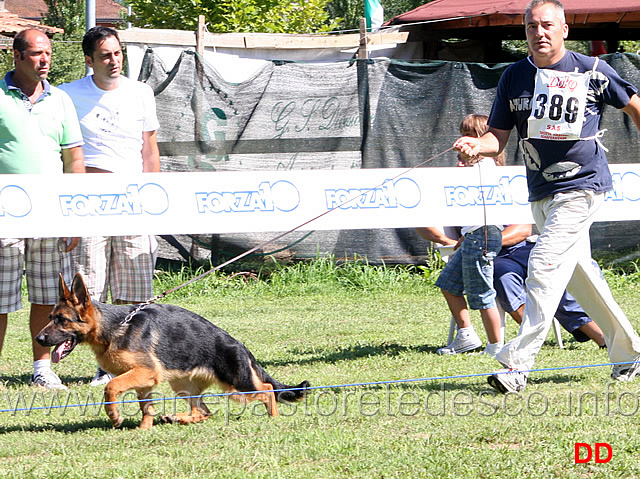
[161,380,211,425]
[226,363,279,417]
[103,367,158,428]
[245,369,279,417]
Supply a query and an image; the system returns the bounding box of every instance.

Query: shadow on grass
[529,372,590,386]
[263,342,441,368]
[0,418,127,434]
[310,371,575,392]
[0,374,127,433]
[262,341,582,396]
[1,373,94,389]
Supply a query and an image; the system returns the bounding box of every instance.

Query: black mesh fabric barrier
[138,49,640,265]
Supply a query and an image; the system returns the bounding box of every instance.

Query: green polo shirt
[0,73,83,174]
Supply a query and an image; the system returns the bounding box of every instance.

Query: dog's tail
[273,379,310,403]
[253,361,309,402]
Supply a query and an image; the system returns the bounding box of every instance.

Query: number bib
[527,65,590,141]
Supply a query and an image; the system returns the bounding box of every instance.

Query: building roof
[3,0,125,23]
[0,11,63,36]
[388,0,640,40]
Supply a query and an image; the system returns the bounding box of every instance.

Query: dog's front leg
[137,387,156,430]
[103,367,158,428]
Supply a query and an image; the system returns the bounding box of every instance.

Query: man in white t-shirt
[59,26,160,386]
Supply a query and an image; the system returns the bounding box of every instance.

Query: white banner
[1,165,638,238]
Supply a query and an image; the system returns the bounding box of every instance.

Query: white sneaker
[611,356,640,381]
[31,369,68,390]
[487,368,527,394]
[90,368,114,386]
[480,342,504,358]
[437,328,482,355]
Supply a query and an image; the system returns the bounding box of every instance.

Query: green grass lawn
[1,259,640,478]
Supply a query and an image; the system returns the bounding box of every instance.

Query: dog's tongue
[52,340,71,364]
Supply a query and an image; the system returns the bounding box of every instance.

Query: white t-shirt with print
[59,75,159,173]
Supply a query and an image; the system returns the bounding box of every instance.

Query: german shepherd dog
[36,273,309,429]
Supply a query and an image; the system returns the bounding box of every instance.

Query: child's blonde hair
[459,114,505,166]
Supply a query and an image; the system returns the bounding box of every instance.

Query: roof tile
[4,0,125,21]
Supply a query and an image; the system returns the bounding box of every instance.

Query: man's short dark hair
[525,0,566,22]
[82,26,121,58]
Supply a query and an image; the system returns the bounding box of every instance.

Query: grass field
[1,257,640,478]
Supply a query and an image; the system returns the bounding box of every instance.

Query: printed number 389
[533,94,580,123]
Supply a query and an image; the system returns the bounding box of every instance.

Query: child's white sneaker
[437,327,482,355]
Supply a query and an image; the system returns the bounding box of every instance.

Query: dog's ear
[59,273,71,301]
[71,273,92,306]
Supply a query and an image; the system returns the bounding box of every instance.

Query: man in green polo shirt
[0,28,85,390]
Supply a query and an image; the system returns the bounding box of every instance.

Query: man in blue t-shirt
[454,0,640,393]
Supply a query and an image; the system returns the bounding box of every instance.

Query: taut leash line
[148,147,456,304]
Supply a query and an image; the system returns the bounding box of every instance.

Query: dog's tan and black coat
[36,273,308,429]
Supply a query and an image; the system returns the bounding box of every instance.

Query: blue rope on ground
[0,360,632,415]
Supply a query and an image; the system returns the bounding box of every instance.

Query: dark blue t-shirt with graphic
[488,50,637,202]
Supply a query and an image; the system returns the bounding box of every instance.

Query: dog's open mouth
[51,338,77,363]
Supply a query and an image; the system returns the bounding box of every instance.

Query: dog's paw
[110,415,124,428]
[138,417,154,430]
[160,414,177,424]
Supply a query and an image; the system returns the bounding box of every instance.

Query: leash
[459,153,489,255]
[121,146,456,324]
[477,160,489,255]
[120,272,258,326]
[121,302,153,326]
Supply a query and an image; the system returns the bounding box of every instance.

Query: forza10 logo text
[325,178,421,210]
[59,184,169,216]
[196,181,300,213]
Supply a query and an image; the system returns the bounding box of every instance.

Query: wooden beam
[118,28,408,50]
[243,32,408,49]
[358,18,368,59]
[119,28,197,46]
[368,32,409,46]
[196,15,205,55]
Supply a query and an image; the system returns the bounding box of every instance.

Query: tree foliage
[42,0,85,38]
[620,40,640,54]
[0,49,13,79]
[124,0,340,33]
[327,0,427,33]
[47,37,86,86]
[42,0,86,85]
[377,0,425,26]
